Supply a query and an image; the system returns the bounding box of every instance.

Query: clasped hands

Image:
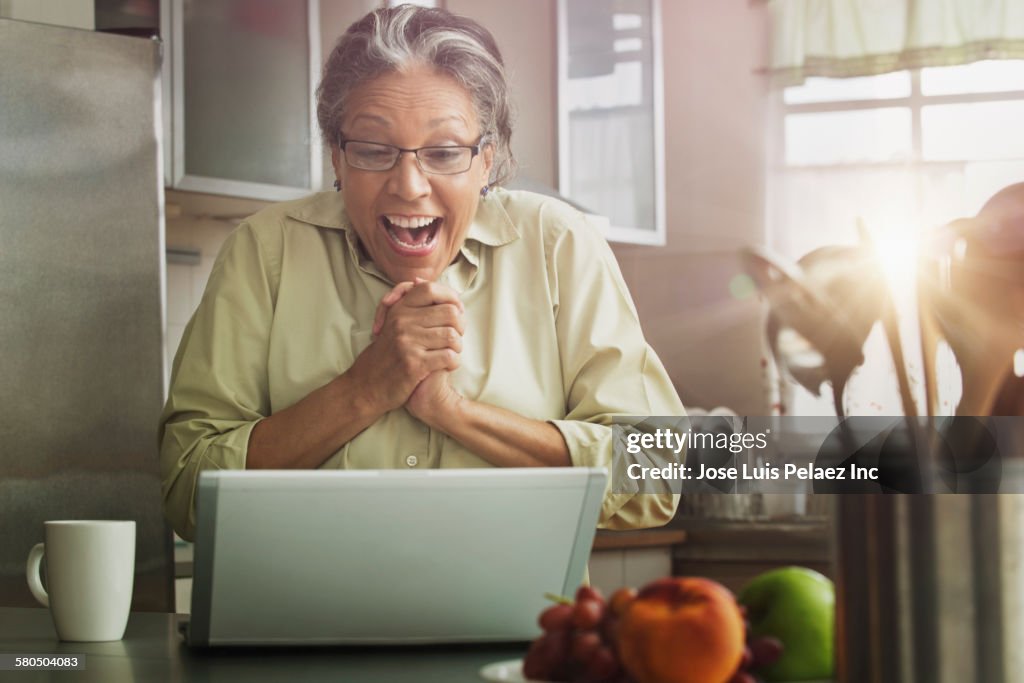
[349,278,464,427]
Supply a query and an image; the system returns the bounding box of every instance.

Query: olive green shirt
[160,189,684,540]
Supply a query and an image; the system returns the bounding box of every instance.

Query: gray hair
[317,4,516,185]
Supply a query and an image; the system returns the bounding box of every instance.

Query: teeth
[384,215,437,229]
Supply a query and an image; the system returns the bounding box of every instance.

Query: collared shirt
[160,189,685,540]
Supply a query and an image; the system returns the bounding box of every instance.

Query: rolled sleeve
[545,211,685,529]
[159,223,276,540]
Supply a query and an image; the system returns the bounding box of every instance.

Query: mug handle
[26,543,49,607]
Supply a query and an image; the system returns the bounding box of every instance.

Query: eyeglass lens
[344,141,474,174]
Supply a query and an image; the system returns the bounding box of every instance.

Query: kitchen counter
[592,528,687,550]
[0,607,526,683]
[670,518,832,593]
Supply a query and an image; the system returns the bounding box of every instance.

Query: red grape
[749,635,784,667]
[539,603,575,632]
[570,630,602,662]
[523,630,571,681]
[600,615,620,647]
[572,599,605,630]
[526,586,641,683]
[584,645,622,681]
[728,605,785,683]
[727,673,756,683]
[575,585,605,605]
[523,634,558,680]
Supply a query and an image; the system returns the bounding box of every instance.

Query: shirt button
[405,455,419,468]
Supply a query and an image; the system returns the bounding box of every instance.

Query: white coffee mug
[26,520,136,641]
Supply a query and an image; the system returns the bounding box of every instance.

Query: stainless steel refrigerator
[0,18,173,611]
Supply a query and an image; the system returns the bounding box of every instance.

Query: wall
[613,0,771,414]
[445,0,559,187]
[319,0,381,185]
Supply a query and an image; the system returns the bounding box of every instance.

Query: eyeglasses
[338,138,485,175]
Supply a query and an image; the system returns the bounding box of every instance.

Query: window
[558,0,665,244]
[767,61,1024,416]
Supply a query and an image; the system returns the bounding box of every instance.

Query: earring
[333,179,341,191]
[480,184,490,197]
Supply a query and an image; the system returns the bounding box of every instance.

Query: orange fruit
[617,577,745,683]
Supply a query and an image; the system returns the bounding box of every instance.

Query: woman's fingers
[374,280,463,337]
[363,279,464,407]
[419,326,463,353]
[373,281,416,335]
[399,279,464,311]
[423,347,461,373]
[372,305,387,336]
[417,303,465,335]
[384,280,417,306]
[379,293,465,338]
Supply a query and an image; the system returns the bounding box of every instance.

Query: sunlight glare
[860,216,920,295]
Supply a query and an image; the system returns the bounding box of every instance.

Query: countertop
[0,607,526,683]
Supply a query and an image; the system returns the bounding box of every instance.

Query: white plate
[479,658,549,682]
[479,657,834,683]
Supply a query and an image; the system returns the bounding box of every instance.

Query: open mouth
[381,215,442,255]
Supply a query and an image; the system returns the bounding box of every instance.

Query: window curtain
[768,0,1024,86]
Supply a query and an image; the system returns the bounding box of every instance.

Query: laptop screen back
[188,468,606,646]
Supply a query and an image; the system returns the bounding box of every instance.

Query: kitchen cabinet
[0,0,93,29]
[175,541,193,613]
[162,0,324,200]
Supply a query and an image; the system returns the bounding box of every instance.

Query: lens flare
[862,219,920,295]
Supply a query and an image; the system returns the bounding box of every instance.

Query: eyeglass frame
[335,135,488,175]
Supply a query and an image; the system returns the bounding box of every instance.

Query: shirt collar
[284,191,350,230]
[465,189,520,248]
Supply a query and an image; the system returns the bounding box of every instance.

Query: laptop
[182,468,607,646]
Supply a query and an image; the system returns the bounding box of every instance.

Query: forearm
[246,371,382,469]
[428,395,572,468]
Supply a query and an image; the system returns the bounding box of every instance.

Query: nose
[386,151,431,201]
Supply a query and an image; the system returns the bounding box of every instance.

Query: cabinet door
[167,0,322,200]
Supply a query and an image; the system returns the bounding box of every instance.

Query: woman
[160,4,685,541]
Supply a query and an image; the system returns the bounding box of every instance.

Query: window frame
[771,68,1024,173]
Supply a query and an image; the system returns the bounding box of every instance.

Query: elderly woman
[160,5,685,541]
